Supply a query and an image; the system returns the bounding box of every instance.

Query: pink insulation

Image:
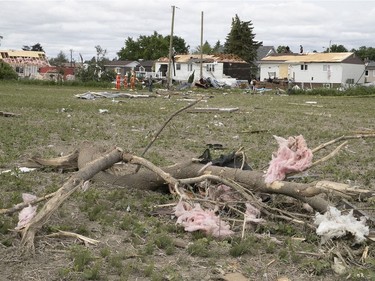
[15,193,37,230]
[174,200,234,238]
[245,203,265,223]
[265,135,313,183]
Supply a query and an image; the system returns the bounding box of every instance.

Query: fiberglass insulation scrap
[174,200,234,238]
[314,206,369,244]
[15,193,37,230]
[264,135,313,183]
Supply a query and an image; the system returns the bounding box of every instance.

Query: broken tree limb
[135,97,203,173]
[22,149,79,170]
[312,134,375,153]
[310,141,348,168]
[20,147,124,253]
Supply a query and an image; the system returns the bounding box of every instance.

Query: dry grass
[0,82,375,280]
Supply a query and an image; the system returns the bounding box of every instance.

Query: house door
[159,64,168,77]
[279,64,288,79]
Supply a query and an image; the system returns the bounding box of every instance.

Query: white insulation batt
[314,206,369,244]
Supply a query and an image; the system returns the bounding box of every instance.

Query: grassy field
[0,81,375,280]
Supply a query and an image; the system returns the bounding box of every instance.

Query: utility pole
[0,35,3,47]
[70,49,73,67]
[200,11,204,80]
[167,5,175,89]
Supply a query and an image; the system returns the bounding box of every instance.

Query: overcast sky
[1,0,374,62]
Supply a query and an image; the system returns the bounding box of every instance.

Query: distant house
[39,64,77,81]
[365,61,375,84]
[154,54,251,83]
[0,50,50,79]
[104,60,155,80]
[254,46,276,79]
[259,52,365,88]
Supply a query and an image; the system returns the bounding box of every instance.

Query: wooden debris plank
[188,107,239,113]
[0,111,21,117]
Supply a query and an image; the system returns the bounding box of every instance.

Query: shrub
[0,62,18,80]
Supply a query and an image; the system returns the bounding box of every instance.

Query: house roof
[157,54,248,64]
[0,49,49,66]
[256,46,276,61]
[260,52,363,64]
[366,61,375,69]
[104,60,154,68]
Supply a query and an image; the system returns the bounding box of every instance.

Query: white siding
[341,63,365,84]
[155,61,225,82]
[260,62,365,85]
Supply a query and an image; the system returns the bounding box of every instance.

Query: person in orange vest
[130,71,137,90]
[115,74,121,90]
[123,74,128,89]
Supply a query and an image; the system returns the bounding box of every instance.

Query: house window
[300,64,308,70]
[346,78,354,84]
[188,64,193,71]
[115,67,121,74]
[365,70,369,77]
[206,64,215,72]
[323,65,331,71]
[15,66,24,73]
[176,63,181,70]
[268,72,276,79]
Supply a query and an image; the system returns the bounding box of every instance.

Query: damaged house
[154,54,251,85]
[103,60,155,80]
[259,52,365,88]
[0,50,50,79]
[365,61,375,84]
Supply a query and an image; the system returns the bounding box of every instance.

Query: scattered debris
[0,111,21,117]
[15,193,37,230]
[245,203,265,223]
[288,102,323,108]
[75,91,156,100]
[314,206,369,244]
[222,272,249,281]
[265,135,313,183]
[98,109,109,114]
[188,107,239,113]
[174,200,234,238]
[0,167,36,175]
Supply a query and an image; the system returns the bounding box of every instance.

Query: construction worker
[123,74,128,89]
[115,74,121,90]
[130,71,137,91]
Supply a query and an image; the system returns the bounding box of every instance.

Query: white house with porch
[154,54,251,85]
[259,52,365,88]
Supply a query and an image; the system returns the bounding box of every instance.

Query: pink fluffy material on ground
[265,135,313,183]
[174,200,234,238]
[15,193,37,230]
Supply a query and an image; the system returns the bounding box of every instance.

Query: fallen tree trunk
[20,147,124,252]
[17,143,374,253]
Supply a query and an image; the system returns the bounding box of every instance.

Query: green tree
[353,46,375,61]
[192,41,213,54]
[224,14,262,63]
[22,43,44,52]
[117,31,189,60]
[324,44,348,53]
[277,45,292,53]
[76,46,115,82]
[212,40,224,54]
[0,61,18,80]
[49,51,69,66]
